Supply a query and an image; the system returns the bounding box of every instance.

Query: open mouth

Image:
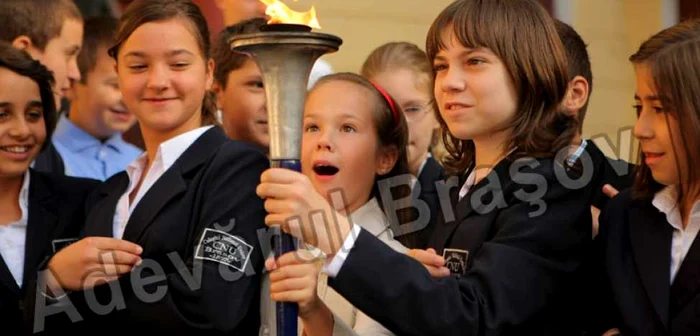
[313,163,339,176]
[0,145,31,154]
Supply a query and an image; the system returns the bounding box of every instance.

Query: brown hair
[425,0,575,175]
[78,16,118,83]
[0,0,82,51]
[554,20,593,131]
[108,0,218,126]
[629,19,700,203]
[212,18,267,88]
[360,42,442,152]
[0,42,56,151]
[310,73,413,242]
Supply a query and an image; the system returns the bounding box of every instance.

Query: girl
[589,19,700,336]
[261,73,410,335]
[0,42,99,335]
[257,0,593,335]
[361,42,444,249]
[43,0,268,333]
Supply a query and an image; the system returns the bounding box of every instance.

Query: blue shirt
[52,115,142,181]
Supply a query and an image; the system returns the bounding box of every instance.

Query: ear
[205,58,215,91]
[562,75,590,119]
[12,36,40,58]
[376,145,399,176]
[211,81,223,109]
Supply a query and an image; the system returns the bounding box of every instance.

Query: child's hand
[46,237,143,292]
[266,250,323,318]
[256,168,353,255]
[407,248,450,278]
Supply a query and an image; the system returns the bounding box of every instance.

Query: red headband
[370,81,399,126]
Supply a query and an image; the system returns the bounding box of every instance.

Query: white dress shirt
[0,172,30,286]
[113,126,213,239]
[651,185,700,283]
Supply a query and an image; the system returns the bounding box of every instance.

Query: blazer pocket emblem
[443,248,469,277]
[195,228,253,272]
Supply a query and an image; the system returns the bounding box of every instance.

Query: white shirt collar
[652,185,700,230]
[416,153,433,177]
[17,172,30,225]
[349,197,390,237]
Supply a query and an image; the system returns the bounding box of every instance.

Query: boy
[52,16,142,181]
[211,18,270,151]
[0,0,85,173]
[555,20,635,235]
[0,0,83,109]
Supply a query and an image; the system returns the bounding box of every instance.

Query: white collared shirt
[113,126,213,239]
[651,185,700,283]
[0,172,30,286]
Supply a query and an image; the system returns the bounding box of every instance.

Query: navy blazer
[0,170,98,335]
[329,156,592,335]
[47,127,268,334]
[587,189,700,335]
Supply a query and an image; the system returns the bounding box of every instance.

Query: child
[0,0,84,174]
[211,18,269,151]
[0,0,83,110]
[553,20,635,236]
[40,0,267,333]
[588,19,700,336]
[262,72,410,336]
[52,16,142,180]
[361,42,444,249]
[257,0,592,334]
[0,42,99,335]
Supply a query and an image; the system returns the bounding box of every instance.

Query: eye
[0,109,8,120]
[26,108,43,121]
[652,106,666,114]
[403,106,423,114]
[632,104,642,116]
[128,64,147,71]
[466,58,485,66]
[247,80,264,89]
[341,124,356,132]
[432,63,447,72]
[304,123,319,132]
[171,62,190,70]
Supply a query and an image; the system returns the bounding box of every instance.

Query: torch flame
[259,0,321,29]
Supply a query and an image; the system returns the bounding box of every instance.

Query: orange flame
[259,0,321,29]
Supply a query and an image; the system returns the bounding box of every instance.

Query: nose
[316,129,334,152]
[634,106,654,141]
[147,64,169,92]
[438,66,466,93]
[8,117,31,139]
[68,57,81,83]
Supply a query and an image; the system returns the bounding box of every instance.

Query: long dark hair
[0,41,56,150]
[629,19,700,204]
[108,0,218,126]
[425,0,575,175]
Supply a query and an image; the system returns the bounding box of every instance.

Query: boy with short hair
[211,18,270,151]
[52,16,142,181]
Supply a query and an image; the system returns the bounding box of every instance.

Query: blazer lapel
[21,172,58,292]
[437,159,510,250]
[121,127,228,243]
[83,174,129,238]
[0,255,20,295]
[670,233,700,317]
[628,204,673,327]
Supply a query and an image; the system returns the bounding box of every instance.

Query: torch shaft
[271,159,300,336]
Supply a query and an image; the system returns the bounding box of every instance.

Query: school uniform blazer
[0,170,98,335]
[328,156,593,336]
[587,189,700,336]
[67,127,269,334]
[399,156,446,249]
[583,141,635,210]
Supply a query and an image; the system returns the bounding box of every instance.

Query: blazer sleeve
[329,165,592,335]
[117,143,269,332]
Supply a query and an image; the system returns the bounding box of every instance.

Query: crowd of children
[0,0,698,335]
